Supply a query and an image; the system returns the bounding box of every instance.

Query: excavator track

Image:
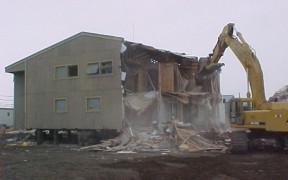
[231,131,248,153]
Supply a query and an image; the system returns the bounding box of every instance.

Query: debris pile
[172,121,227,152]
[269,85,288,102]
[1,123,229,153]
[0,130,35,148]
[80,121,228,153]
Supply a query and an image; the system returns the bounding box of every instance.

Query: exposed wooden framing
[175,65,186,91]
[145,68,156,92]
[137,68,147,92]
[123,41,221,131]
[157,63,162,123]
[158,63,161,93]
[160,63,174,92]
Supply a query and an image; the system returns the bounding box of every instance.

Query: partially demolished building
[122,42,222,130]
[5,32,222,142]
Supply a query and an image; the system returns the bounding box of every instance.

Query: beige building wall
[20,34,123,130]
[14,72,25,129]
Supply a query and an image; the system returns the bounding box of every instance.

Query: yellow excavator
[198,23,288,152]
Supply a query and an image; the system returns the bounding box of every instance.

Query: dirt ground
[1,139,288,180]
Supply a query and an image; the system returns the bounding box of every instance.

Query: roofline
[5,32,123,72]
[0,108,14,110]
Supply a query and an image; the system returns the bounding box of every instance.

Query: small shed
[0,108,14,128]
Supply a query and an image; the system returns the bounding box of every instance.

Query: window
[55,65,78,79]
[55,99,67,112]
[87,63,99,75]
[68,65,78,77]
[86,97,101,111]
[87,61,112,75]
[55,66,66,79]
[100,61,112,74]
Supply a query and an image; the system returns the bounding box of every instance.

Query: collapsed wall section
[121,42,223,131]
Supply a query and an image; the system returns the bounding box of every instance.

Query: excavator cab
[229,98,254,153]
[229,98,253,125]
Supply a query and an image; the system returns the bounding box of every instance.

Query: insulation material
[124,91,157,115]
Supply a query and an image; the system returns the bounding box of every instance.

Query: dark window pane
[68,65,78,77]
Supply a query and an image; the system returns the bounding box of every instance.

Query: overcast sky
[1,0,288,107]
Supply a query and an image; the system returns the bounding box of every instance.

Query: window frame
[100,61,113,74]
[86,62,100,75]
[86,97,101,112]
[67,65,78,77]
[55,66,67,79]
[54,98,67,113]
[55,64,79,79]
[87,60,113,76]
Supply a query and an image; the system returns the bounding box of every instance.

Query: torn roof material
[123,41,198,65]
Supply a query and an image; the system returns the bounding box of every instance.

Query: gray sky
[1,0,288,107]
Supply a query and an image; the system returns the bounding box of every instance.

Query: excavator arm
[199,23,266,109]
[201,23,288,153]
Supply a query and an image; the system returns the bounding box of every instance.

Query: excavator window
[242,101,252,110]
[229,100,237,124]
[230,100,252,125]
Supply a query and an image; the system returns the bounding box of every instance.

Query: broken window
[86,97,101,111]
[54,99,67,112]
[55,65,78,79]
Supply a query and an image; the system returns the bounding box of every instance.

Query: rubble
[0,122,229,153]
[172,121,226,152]
[269,85,288,102]
[80,121,228,153]
[0,130,36,147]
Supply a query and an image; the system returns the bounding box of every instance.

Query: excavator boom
[202,23,266,109]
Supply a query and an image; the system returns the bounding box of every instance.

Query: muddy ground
[1,140,288,180]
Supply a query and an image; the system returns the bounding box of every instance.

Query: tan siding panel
[24,35,123,130]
